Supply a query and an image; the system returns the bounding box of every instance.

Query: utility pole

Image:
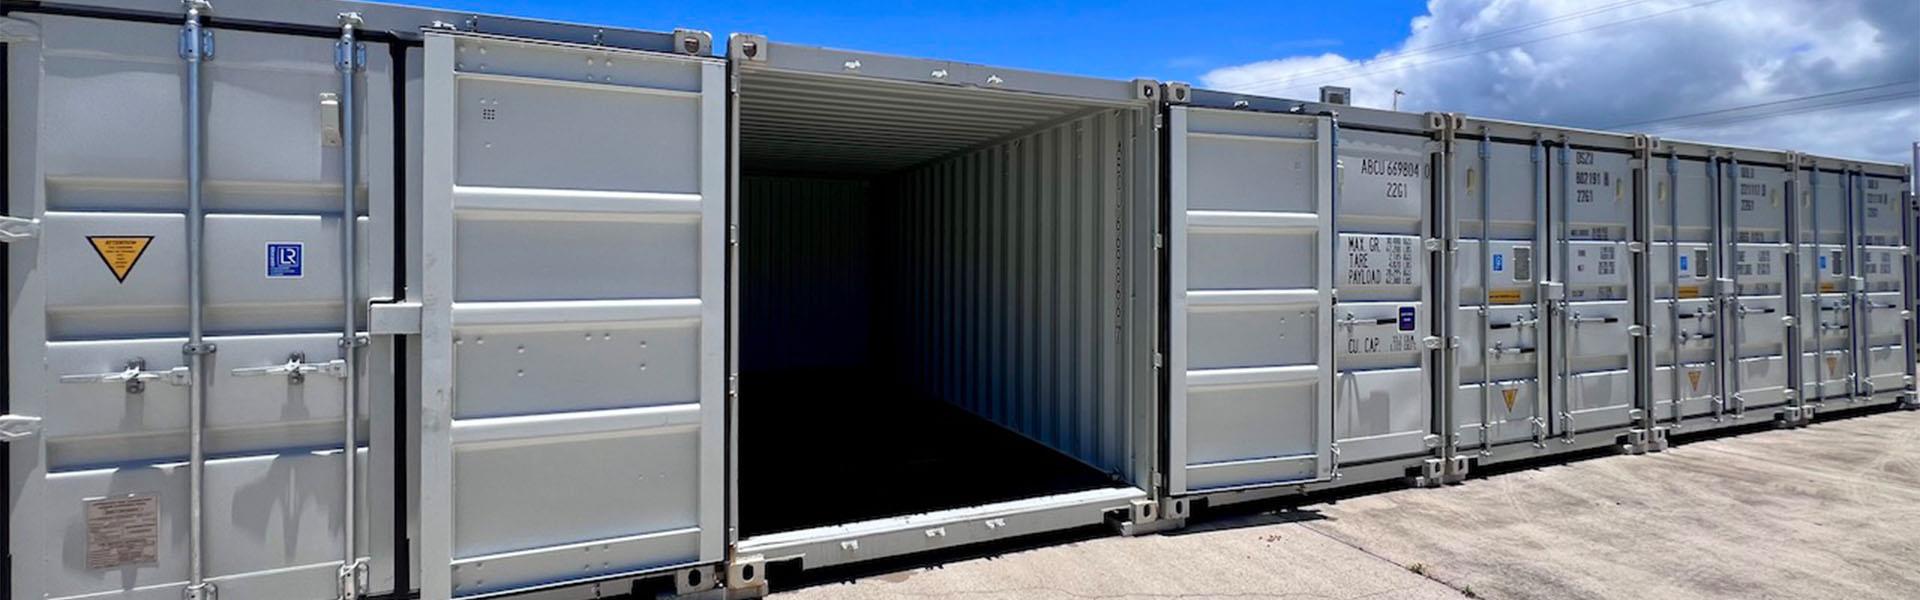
[1392,89,1405,111]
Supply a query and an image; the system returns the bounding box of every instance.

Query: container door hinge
[368,301,423,335]
[0,414,43,442]
[0,215,42,242]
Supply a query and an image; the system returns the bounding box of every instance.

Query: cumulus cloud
[1200,0,1919,164]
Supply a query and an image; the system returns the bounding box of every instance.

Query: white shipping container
[4,2,1916,600]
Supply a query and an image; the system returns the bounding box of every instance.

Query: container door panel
[9,14,396,600]
[1453,139,1547,449]
[1856,175,1914,401]
[1550,148,1638,434]
[1167,107,1335,494]
[418,33,725,598]
[1725,162,1792,413]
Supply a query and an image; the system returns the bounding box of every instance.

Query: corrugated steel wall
[741,176,875,372]
[882,109,1140,478]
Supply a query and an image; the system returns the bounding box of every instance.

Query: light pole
[1392,89,1405,111]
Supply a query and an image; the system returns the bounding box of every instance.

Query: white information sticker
[86,493,160,570]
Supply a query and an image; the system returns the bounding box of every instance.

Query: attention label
[1488,289,1523,304]
[86,494,159,570]
[1501,387,1518,411]
[87,236,154,283]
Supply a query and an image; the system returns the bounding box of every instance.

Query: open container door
[417,30,726,599]
[1166,106,1336,494]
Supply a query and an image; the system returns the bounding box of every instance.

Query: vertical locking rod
[1666,154,1683,427]
[1476,133,1493,456]
[180,1,214,599]
[335,12,368,600]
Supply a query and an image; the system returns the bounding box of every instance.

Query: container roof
[739,69,1119,175]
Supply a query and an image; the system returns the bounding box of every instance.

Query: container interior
[736,69,1146,537]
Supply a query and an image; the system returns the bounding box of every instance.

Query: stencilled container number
[1573,150,1613,204]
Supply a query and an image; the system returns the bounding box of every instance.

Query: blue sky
[426,0,1425,84]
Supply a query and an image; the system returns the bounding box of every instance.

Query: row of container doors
[5,20,727,600]
[1166,107,1914,495]
[7,16,1912,600]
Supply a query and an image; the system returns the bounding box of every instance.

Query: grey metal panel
[886,109,1142,481]
[738,36,1146,105]
[1168,107,1336,494]
[737,68,1120,174]
[21,0,692,53]
[418,32,725,599]
[10,13,395,599]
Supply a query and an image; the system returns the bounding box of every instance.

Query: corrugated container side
[884,110,1139,479]
[740,177,874,372]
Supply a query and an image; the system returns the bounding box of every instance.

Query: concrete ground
[772,408,1920,599]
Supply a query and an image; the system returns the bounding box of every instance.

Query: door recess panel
[418,32,725,599]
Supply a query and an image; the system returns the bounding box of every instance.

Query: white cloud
[1200,0,1920,165]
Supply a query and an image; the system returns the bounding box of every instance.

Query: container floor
[738,368,1123,538]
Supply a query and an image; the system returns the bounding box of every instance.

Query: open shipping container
[724,34,1168,576]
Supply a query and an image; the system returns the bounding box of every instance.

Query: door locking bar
[231,352,348,384]
[60,358,193,394]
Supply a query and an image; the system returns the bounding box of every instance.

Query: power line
[1231,0,1656,95]
[1232,0,1730,98]
[1609,80,1920,129]
[1643,91,1919,132]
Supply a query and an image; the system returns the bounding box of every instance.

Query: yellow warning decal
[1501,387,1518,411]
[1826,356,1840,377]
[1488,289,1523,304]
[88,236,153,283]
[1819,282,1838,293]
[1687,369,1702,392]
[1676,285,1701,299]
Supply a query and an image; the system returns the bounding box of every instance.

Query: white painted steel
[418,32,725,599]
[7,13,394,600]
[1168,107,1337,494]
[889,110,1142,478]
[1453,134,1549,449]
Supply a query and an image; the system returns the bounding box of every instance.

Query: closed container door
[417,33,726,598]
[1550,147,1637,434]
[1798,168,1854,403]
[1166,107,1335,494]
[7,14,397,600]
[1725,163,1793,412]
[1653,158,1723,422]
[1454,138,1549,448]
[1854,174,1913,401]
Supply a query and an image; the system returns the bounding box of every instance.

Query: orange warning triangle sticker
[87,236,153,283]
[1826,356,1839,377]
[1687,370,1702,392]
[1501,388,1518,411]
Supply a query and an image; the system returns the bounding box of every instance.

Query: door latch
[59,358,193,394]
[0,414,43,442]
[0,215,40,242]
[231,352,347,384]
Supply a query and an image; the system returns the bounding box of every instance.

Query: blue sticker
[1678,255,1689,271]
[1492,253,1504,272]
[1818,255,1828,270]
[267,242,304,278]
[1398,306,1416,331]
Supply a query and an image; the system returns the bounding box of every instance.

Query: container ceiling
[739,68,1117,175]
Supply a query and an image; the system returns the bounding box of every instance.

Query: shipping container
[5,2,1918,600]
[724,34,1170,578]
[0,2,729,600]
[1162,89,1443,499]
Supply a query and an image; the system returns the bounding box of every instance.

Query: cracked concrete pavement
[771,408,1920,599]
